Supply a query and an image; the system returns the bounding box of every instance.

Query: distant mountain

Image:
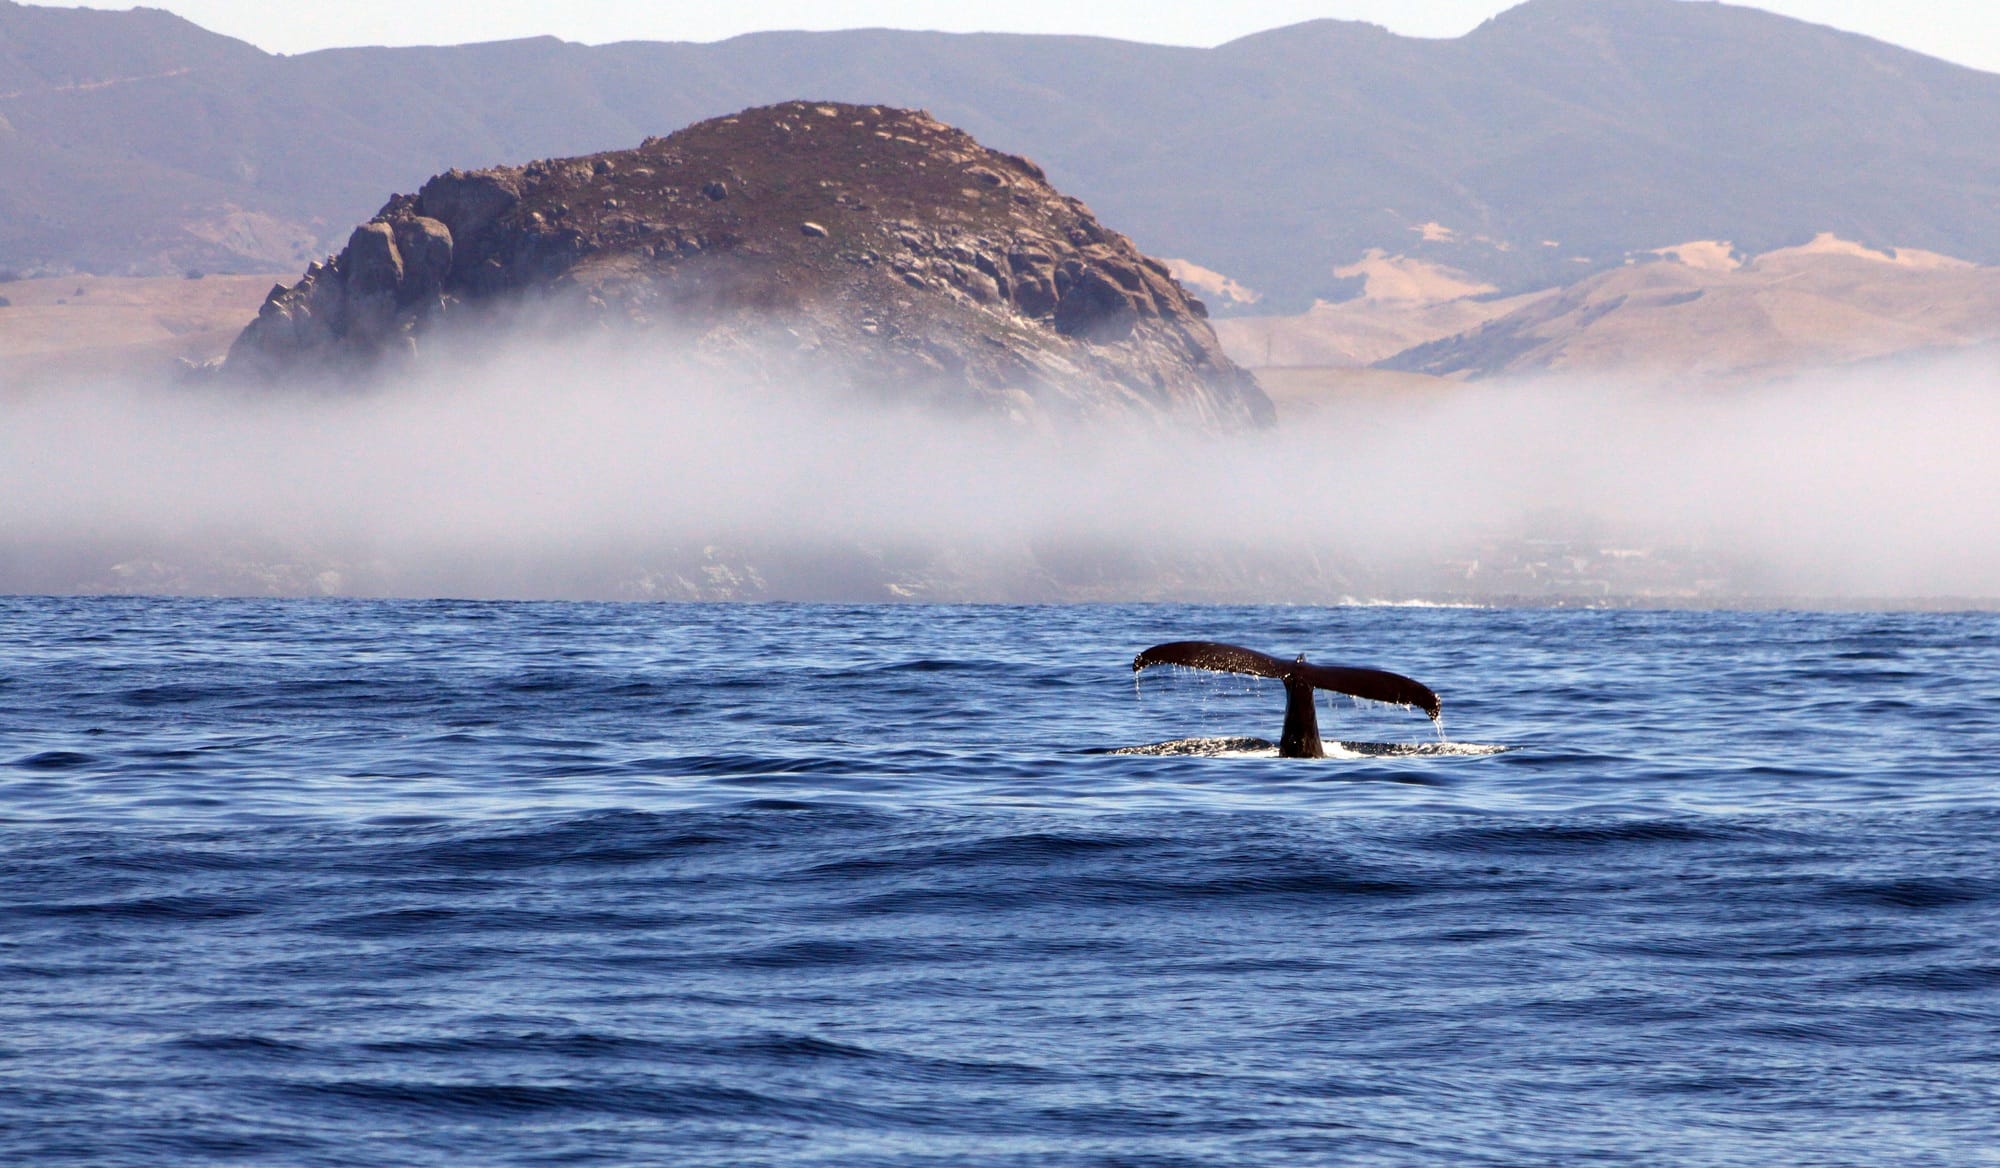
[5,0,2000,309]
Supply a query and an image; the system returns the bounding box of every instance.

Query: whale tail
[1132,641,1441,758]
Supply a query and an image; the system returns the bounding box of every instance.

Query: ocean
[3,597,1997,1165]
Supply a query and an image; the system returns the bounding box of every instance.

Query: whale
[1132,641,1441,759]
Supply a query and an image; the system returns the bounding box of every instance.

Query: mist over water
[5,335,1997,602]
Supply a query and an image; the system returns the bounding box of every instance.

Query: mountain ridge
[4,0,1999,311]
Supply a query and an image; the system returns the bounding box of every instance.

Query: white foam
[1112,737,1505,759]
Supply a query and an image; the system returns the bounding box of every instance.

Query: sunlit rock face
[226,102,1271,429]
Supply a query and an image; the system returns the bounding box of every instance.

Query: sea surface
[3,598,1998,1166]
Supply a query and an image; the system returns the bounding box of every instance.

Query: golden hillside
[0,273,281,390]
[1221,236,2000,388]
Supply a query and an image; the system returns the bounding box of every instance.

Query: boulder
[416,170,521,241]
[392,217,453,301]
[342,222,402,296]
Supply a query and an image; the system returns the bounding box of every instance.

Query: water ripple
[2,601,2000,1165]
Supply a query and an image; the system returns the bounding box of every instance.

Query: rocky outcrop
[226,102,1271,428]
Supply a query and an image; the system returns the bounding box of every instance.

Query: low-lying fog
[5,335,1997,604]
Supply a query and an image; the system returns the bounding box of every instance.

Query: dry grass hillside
[1213,252,1556,367]
[1222,236,2000,391]
[1384,236,2000,382]
[0,273,279,389]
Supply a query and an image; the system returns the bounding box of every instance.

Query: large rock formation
[226,102,1270,427]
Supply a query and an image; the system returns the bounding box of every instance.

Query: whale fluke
[1132,641,1440,759]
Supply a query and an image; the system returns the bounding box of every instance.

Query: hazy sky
[36,1,2000,74]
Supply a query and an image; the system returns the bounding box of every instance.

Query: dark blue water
[4,598,1998,1166]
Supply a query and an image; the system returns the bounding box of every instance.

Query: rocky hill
[6,0,2000,310]
[224,103,1270,427]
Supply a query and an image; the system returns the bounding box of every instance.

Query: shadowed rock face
[226,102,1271,428]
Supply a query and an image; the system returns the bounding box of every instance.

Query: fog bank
[5,336,1998,604]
